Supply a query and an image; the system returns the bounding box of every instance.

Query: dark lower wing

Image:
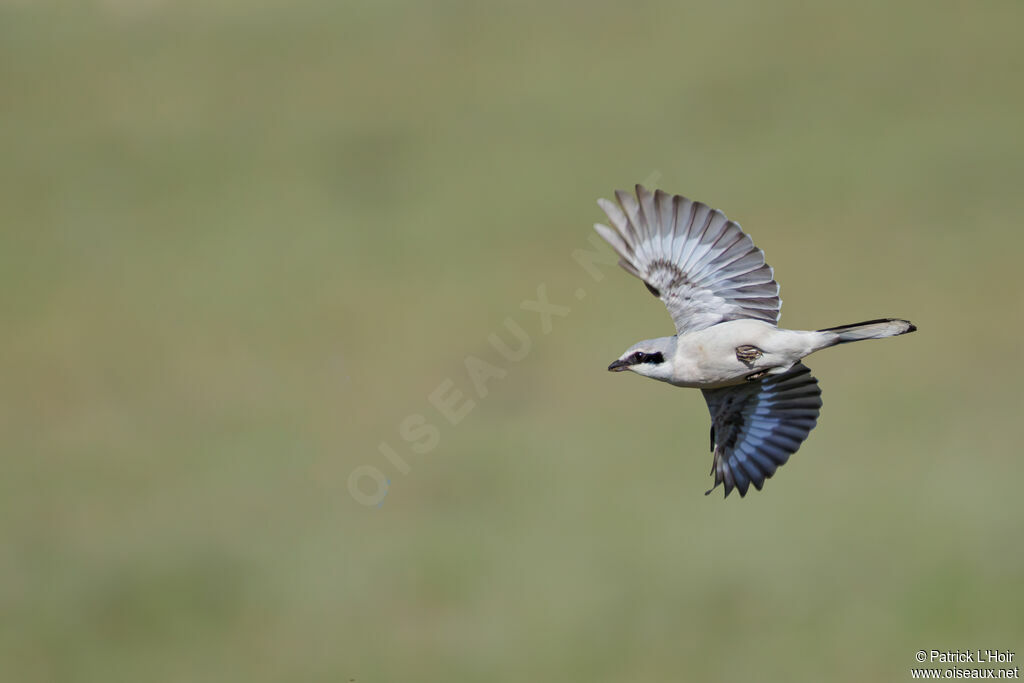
[701,363,823,498]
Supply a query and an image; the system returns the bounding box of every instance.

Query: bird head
[607,337,676,382]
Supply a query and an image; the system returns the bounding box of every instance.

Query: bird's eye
[632,352,647,364]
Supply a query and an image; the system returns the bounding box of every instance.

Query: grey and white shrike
[597,186,916,497]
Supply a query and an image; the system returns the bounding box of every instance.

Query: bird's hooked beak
[607,358,631,372]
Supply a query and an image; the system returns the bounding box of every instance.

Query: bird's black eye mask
[629,351,664,365]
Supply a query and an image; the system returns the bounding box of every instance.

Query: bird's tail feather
[819,318,916,344]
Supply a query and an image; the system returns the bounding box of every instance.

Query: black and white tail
[819,318,917,345]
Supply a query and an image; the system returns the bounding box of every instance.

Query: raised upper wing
[595,185,780,335]
[701,363,822,498]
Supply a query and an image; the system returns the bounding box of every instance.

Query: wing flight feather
[701,363,822,498]
[595,185,781,334]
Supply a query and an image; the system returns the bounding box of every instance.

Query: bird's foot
[736,345,764,367]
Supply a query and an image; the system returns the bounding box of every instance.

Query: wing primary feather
[594,187,782,334]
[593,223,631,262]
[703,363,821,498]
[615,190,643,245]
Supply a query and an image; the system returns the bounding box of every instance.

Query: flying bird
[596,186,916,497]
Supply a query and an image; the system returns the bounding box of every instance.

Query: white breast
[671,320,822,388]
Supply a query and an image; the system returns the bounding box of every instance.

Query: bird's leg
[735,344,763,367]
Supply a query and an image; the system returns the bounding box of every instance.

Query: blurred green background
[2,1,1022,681]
